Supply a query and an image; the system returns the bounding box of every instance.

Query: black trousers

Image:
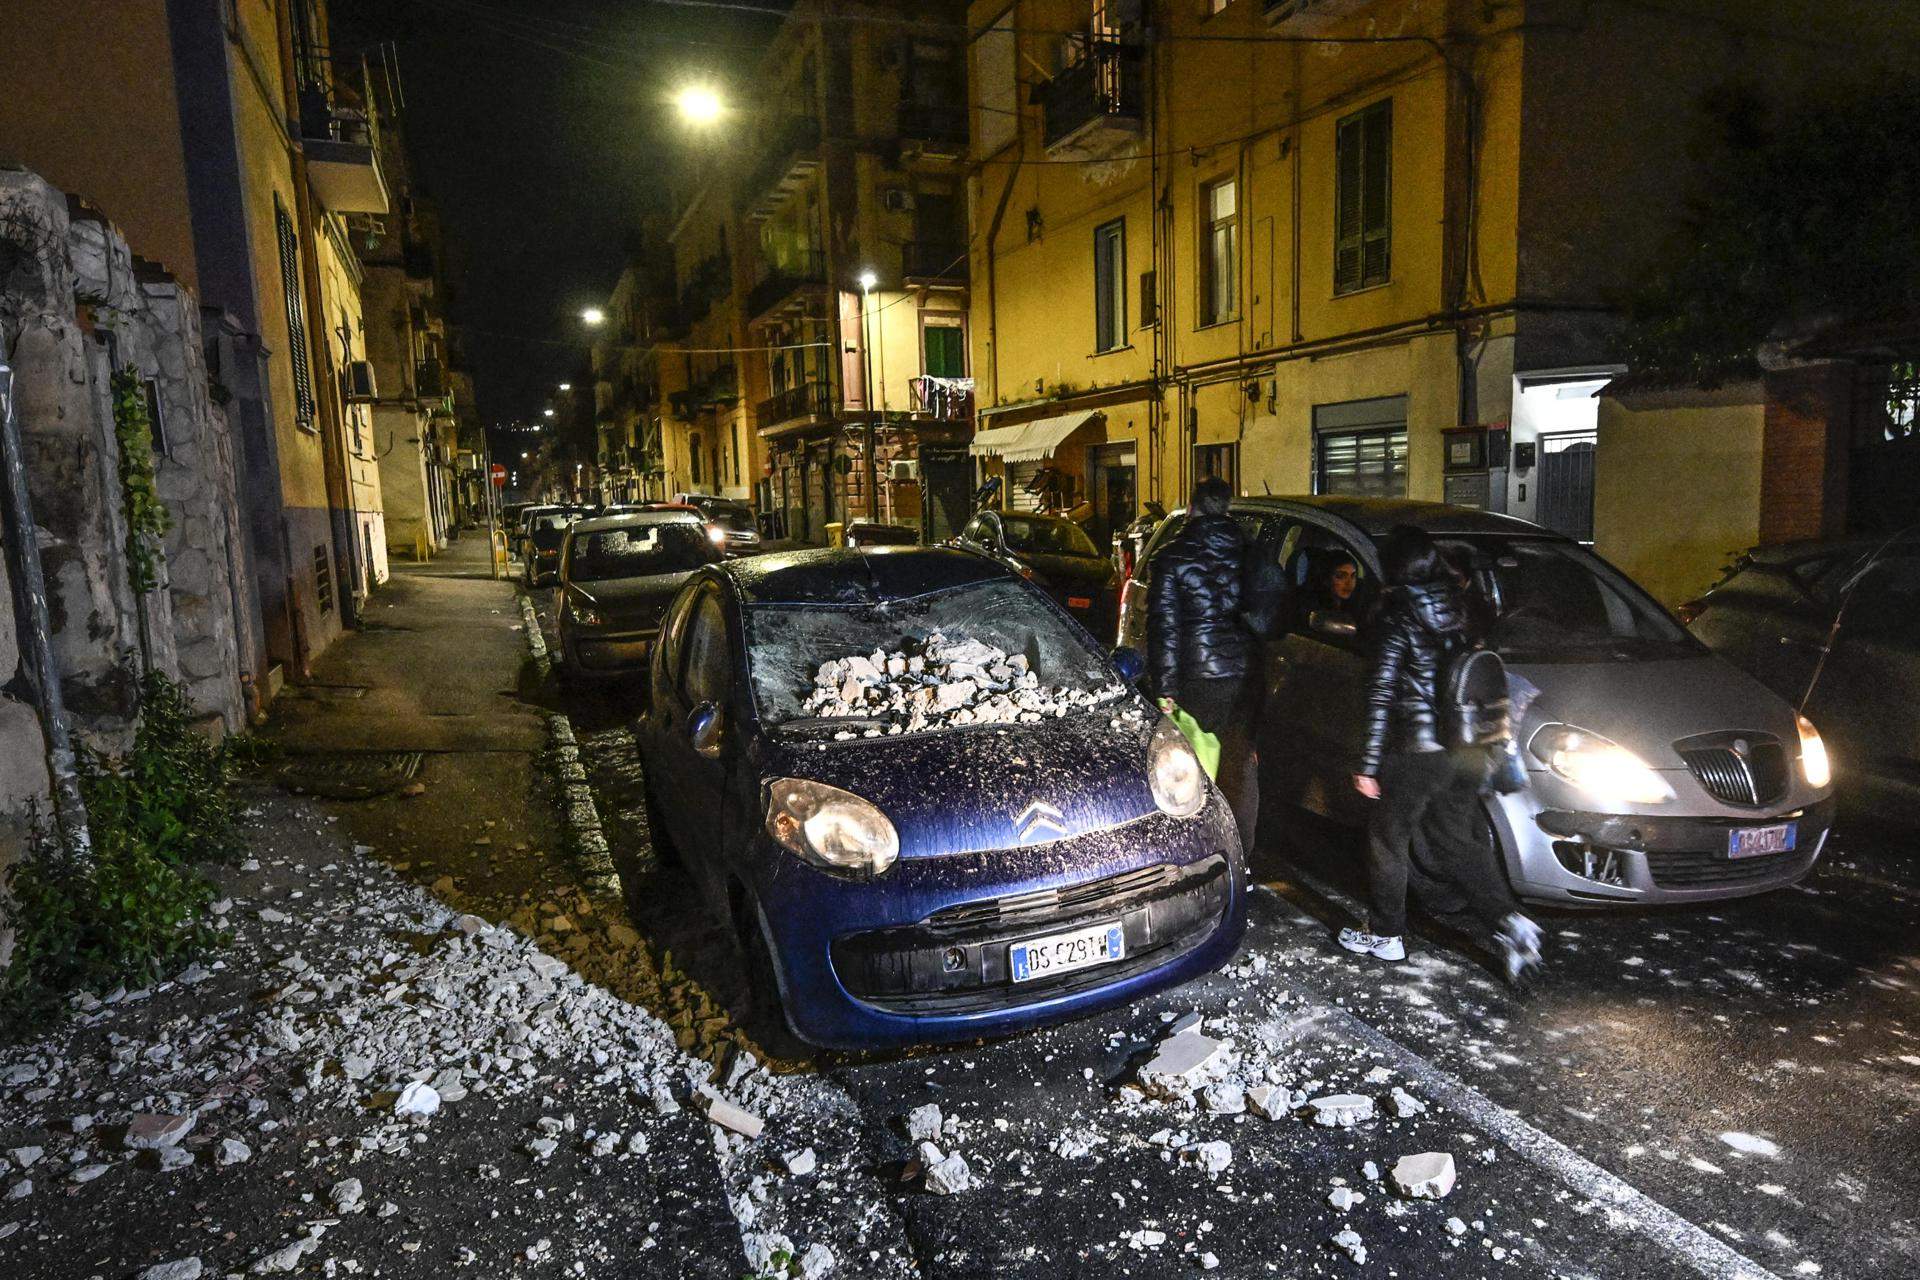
[1181,675,1259,854]
[1365,748,1516,939]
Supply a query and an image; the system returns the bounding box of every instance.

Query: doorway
[1088,442,1137,551]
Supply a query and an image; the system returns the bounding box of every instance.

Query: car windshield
[1000,515,1099,558]
[742,579,1124,736]
[530,514,571,541]
[566,522,715,581]
[1439,535,1697,662]
[703,502,755,532]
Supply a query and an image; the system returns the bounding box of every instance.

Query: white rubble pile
[1391,1151,1458,1199]
[801,634,1124,736]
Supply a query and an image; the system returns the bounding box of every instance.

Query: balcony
[757,380,833,431]
[1042,41,1144,160]
[909,376,974,422]
[898,101,967,156]
[297,68,390,215]
[744,116,823,220]
[746,249,828,321]
[415,358,448,399]
[677,251,731,324]
[698,364,740,406]
[902,241,967,284]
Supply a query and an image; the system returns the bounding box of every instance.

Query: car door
[1257,520,1379,824]
[666,584,741,897]
[1806,549,1920,791]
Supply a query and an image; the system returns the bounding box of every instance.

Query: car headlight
[765,778,899,878]
[567,599,604,627]
[707,524,729,546]
[1148,718,1207,818]
[1796,714,1831,789]
[1527,724,1674,805]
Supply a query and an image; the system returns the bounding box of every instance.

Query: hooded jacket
[1147,512,1253,701]
[1358,579,1475,776]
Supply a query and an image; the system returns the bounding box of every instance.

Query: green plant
[110,367,170,593]
[78,671,245,867]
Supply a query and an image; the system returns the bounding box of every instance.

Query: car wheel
[735,897,808,1062]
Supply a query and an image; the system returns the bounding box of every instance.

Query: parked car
[522,510,575,586]
[1682,533,1919,823]
[1122,496,1836,906]
[843,519,919,549]
[513,504,563,561]
[555,511,722,680]
[632,547,1246,1049]
[675,493,763,556]
[955,509,1119,643]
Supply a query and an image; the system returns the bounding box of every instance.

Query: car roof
[721,547,1012,605]
[992,509,1075,525]
[568,511,704,534]
[1228,495,1549,538]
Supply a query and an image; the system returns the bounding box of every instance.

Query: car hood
[1512,656,1800,769]
[570,573,695,625]
[761,707,1159,859]
[1016,551,1112,588]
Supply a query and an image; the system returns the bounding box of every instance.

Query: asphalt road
[531,582,1920,1280]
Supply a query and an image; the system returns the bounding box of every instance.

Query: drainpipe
[0,339,93,856]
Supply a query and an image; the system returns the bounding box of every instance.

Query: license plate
[1067,596,1093,609]
[1009,921,1125,984]
[1729,822,1796,859]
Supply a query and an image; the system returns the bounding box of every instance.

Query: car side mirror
[1309,610,1358,640]
[1110,646,1146,684]
[688,702,723,758]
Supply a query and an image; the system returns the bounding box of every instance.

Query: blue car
[633,547,1247,1050]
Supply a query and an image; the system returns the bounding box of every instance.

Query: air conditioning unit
[342,360,377,403]
[890,458,919,483]
[882,188,917,213]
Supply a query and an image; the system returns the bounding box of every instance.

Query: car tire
[735,897,808,1062]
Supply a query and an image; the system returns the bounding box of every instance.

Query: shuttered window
[273,198,316,430]
[1315,427,1408,497]
[1199,178,1237,325]
[1334,100,1392,296]
[1093,218,1126,351]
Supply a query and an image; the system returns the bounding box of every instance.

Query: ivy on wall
[110,367,170,593]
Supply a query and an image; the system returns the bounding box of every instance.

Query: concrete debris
[392,1081,440,1117]
[8,1145,43,1170]
[796,1241,836,1279]
[1328,1186,1366,1211]
[157,1146,194,1171]
[341,1054,375,1081]
[1362,1160,1380,1182]
[1331,1228,1368,1265]
[784,1147,818,1176]
[6,1179,31,1199]
[1363,1065,1394,1084]
[1051,1129,1104,1160]
[329,1177,364,1213]
[1201,1081,1247,1114]
[70,1163,111,1183]
[1180,1140,1233,1176]
[588,1132,619,1158]
[251,1231,321,1274]
[1391,1151,1457,1200]
[903,1102,944,1142]
[216,1138,252,1166]
[923,1150,974,1195]
[650,1084,681,1116]
[125,1112,197,1149]
[1445,1216,1469,1237]
[1200,1252,1220,1270]
[1388,1086,1427,1118]
[803,634,1125,734]
[1246,1084,1286,1120]
[704,1094,765,1140]
[1304,1094,1376,1127]
[1139,1029,1228,1096]
[1125,1228,1168,1249]
[524,1137,559,1161]
[137,1260,204,1280]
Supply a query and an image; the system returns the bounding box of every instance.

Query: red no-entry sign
[490,463,507,488]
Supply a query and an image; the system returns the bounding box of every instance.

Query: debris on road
[124,1113,196,1150]
[1391,1151,1457,1200]
[903,1102,943,1142]
[705,1093,766,1140]
[1388,1086,1427,1118]
[1139,1027,1229,1097]
[1304,1094,1376,1127]
[1180,1140,1233,1176]
[1331,1227,1368,1264]
[392,1081,440,1117]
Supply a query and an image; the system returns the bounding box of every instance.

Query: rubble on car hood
[801,633,1125,736]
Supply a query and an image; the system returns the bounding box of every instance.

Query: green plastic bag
[1167,705,1221,780]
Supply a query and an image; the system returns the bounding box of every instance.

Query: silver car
[1119,497,1836,906]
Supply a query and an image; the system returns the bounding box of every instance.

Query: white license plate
[1009,921,1125,984]
[1729,822,1796,859]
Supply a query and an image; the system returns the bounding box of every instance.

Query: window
[1093,219,1127,352]
[681,589,732,708]
[1199,178,1237,325]
[689,432,704,485]
[1138,268,1158,327]
[732,422,743,486]
[274,197,316,429]
[923,322,966,377]
[1192,443,1238,494]
[1334,99,1392,295]
[1315,427,1408,497]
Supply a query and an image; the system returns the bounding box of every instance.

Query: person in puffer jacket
[1341,525,1545,985]
[1147,476,1258,850]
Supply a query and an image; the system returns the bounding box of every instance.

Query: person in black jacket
[1342,526,1544,983]
[1147,477,1258,849]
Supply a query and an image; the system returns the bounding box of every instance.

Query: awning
[968,410,1100,463]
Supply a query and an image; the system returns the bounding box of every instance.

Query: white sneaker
[1337,928,1406,962]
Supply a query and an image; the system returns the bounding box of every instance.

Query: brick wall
[1759,363,1852,545]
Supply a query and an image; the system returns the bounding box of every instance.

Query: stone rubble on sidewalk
[1392,1151,1458,1199]
[1304,1093,1376,1128]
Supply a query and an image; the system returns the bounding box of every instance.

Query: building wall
[1594,385,1765,607]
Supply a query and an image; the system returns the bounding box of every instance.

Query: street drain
[275,750,426,799]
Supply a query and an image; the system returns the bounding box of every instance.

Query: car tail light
[1674,599,1704,625]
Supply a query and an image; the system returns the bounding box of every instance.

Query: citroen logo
[1016,800,1069,843]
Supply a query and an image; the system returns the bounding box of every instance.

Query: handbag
[1167,705,1222,780]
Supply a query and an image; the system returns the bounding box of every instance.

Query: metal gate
[919,446,971,543]
[1537,435,1596,542]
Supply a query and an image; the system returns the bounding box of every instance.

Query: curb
[519,588,619,895]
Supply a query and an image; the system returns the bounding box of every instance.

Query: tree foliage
[1619,80,1920,384]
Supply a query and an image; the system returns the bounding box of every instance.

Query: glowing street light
[674,84,724,127]
[580,307,606,327]
[542,408,556,418]
[557,382,572,392]
[858,269,878,292]
[521,451,530,460]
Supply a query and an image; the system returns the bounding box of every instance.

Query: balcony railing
[744,115,823,213]
[1042,41,1145,154]
[902,240,967,282]
[899,101,968,148]
[757,379,833,429]
[909,376,974,422]
[746,249,828,319]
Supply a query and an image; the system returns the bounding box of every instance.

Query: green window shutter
[274,199,315,427]
[924,325,964,377]
[1361,103,1392,288]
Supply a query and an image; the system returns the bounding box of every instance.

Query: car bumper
[755,798,1246,1049]
[1495,787,1836,906]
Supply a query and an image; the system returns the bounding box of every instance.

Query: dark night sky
[332,0,783,437]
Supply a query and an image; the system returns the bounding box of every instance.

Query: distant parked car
[555,511,721,680]
[675,493,763,556]
[843,519,919,549]
[955,510,1119,643]
[1683,533,1920,823]
[632,547,1245,1049]
[1122,496,1837,906]
[522,511,575,586]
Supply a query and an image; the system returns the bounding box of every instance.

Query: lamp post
[858,270,879,524]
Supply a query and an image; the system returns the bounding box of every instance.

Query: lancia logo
[1015,801,1069,843]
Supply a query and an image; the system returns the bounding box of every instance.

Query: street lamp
[542,408,556,419]
[674,84,724,127]
[580,307,606,327]
[557,382,572,392]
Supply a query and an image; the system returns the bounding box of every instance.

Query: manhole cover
[276,750,425,799]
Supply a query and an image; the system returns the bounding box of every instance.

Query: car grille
[1645,847,1816,890]
[925,863,1179,933]
[1676,733,1790,807]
